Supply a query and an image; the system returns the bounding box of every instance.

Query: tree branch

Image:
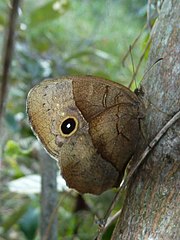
[0,0,20,125]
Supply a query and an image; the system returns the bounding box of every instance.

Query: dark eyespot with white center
[59,116,78,137]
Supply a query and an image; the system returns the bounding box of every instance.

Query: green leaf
[2,202,30,232]
[30,0,70,27]
[18,207,39,240]
[5,112,20,132]
[4,140,30,157]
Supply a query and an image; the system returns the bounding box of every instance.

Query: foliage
[0,0,149,239]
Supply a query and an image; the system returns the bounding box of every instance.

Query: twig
[0,0,20,125]
[96,110,180,239]
[147,0,152,29]
[104,209,122,230]
[121,24,147,67]
[128,37,152,89]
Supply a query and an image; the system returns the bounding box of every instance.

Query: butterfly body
[27,76,143,194]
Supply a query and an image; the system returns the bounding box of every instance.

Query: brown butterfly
[26,76,143,194]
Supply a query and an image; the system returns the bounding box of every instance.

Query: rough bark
[112,0,180,239]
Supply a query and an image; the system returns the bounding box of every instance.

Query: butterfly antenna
[140,57,163,82]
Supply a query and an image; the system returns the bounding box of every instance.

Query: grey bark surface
[112,0,180,239]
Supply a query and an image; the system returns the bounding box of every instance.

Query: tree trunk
[112,0,180,239]
[35,142,58,240]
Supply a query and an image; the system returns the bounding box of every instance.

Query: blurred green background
[0,0,150,239]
